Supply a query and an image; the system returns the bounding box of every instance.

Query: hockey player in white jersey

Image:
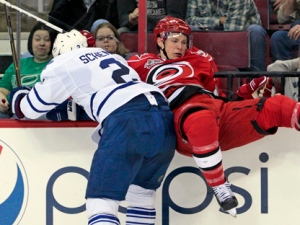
[9,30,176,225]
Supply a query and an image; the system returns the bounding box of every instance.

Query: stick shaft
[0,0,64,33]
[4,5,21,87]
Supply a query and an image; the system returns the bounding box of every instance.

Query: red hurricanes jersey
[127,46,222,109]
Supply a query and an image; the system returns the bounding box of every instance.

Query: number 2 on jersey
[100,58,137,84]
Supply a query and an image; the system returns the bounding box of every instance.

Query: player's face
[95,27,118,54]
[32,30,52,62]
[159,33,188,59]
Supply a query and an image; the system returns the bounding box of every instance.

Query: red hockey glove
[263,78,274,98]
[9,86,31,119]
[80,30,95,47]
[237,76,271,99]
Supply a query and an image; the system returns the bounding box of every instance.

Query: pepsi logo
[0,141,28,225]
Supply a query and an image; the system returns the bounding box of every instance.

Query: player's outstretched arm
[236,76,274,100]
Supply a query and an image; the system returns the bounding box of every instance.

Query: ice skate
[212,181,238,217]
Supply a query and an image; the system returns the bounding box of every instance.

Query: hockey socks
[126,207,156,224]
[183,110,226,187]
[88,214,120,225]
[86,198,120,225]
[125,185,156,224]
[192,145,225,186]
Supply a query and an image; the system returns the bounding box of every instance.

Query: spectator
[9,29,176,225]
[48,0,87,31]
[128,16,300,217]
[117,0,187,33]
[0,22,90,121]
[92,21,135,59]
[272,0,285,13]
[268,0,300,101]
[0,22,57,118]
[267,58,299,100]
[185,0,267,72]
[270,0,300,61]
[48,0,119,32]
[91,19,109,33]
[73,0,119,31]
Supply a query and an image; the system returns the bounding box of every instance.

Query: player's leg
[125,95,176,224]
[85,113,131,225]
[86,199,120,225]
[125,185,157,225]
[182,109,238,213]
[219,95,300,151]
[256,95,300,130]
[183,110,224,186]
[85,101,154,224]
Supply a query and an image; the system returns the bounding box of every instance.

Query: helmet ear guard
[52,29,88,57]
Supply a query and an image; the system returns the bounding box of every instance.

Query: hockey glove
[46,98,78,121]
[80,30,95,47]
[263,78,274,98]
[237,76,272,99]
[46,99,69,121]
[9,86,31,119]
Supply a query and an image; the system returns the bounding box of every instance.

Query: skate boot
[212,181,238,217]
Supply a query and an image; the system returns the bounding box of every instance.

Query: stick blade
[226,208,237,217]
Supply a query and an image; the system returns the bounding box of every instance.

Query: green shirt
[0,57,51,91]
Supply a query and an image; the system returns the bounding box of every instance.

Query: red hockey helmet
[153,16,192,48]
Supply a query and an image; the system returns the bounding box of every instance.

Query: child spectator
[93,21,135,59]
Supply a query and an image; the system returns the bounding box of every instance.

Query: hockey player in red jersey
[127,16,300,217]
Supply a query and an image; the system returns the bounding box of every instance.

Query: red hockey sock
[183,110,226,187]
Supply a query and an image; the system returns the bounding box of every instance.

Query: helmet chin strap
[161,42,170,60]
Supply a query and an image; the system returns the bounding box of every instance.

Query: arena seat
[254,0,290,30]
[254,0,270,29]
[192,31,250,70]
[120,31,251,71]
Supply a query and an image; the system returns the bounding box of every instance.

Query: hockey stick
[4,4,21,87]
[0,0,64,33]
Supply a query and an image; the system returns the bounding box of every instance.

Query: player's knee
[125,184,156,208]
[86,198,120,218]
[183,110,218,137]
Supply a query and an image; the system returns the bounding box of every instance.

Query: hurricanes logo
[146,61,194,88]
[0,141,28,225]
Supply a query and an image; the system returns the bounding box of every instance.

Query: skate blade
[226,208,237,217]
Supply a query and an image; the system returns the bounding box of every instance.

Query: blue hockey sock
[88,214,120,225]
[126,207,156,225]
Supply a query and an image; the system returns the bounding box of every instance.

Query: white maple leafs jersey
[20,48,165,142]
